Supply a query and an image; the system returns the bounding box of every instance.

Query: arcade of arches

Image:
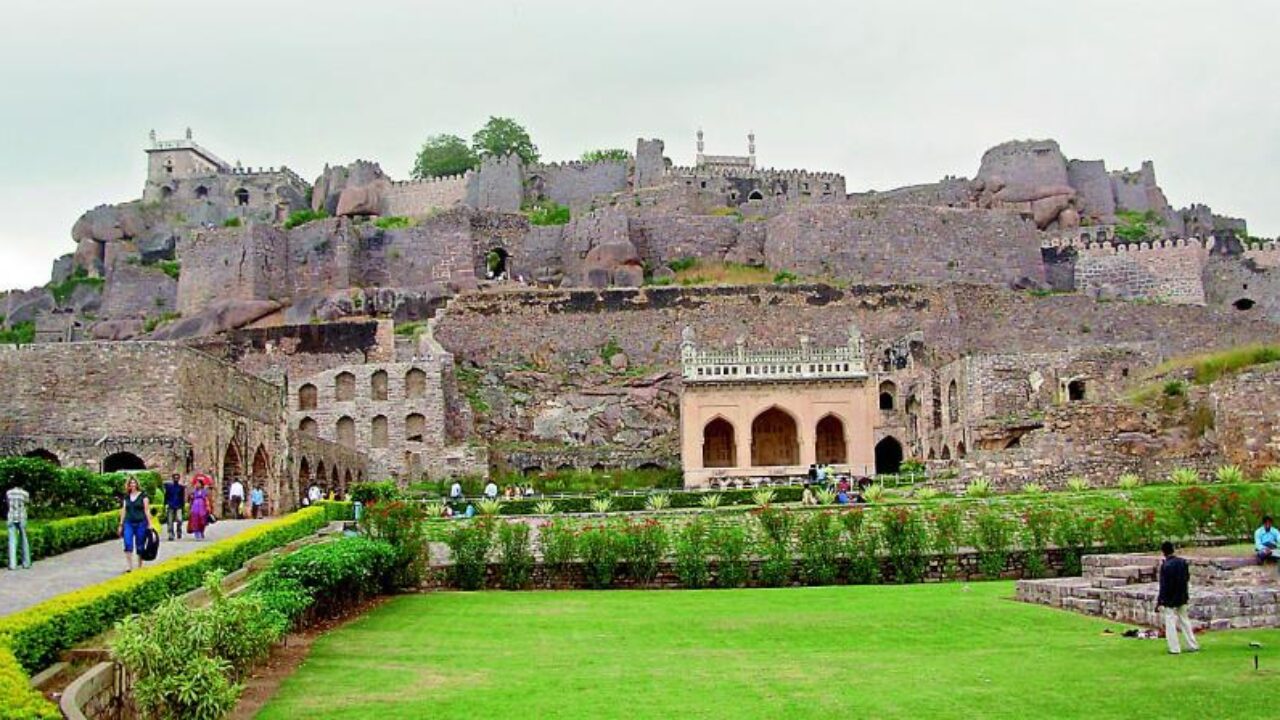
[680,381,877,487]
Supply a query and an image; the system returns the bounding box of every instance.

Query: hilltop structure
[0,127,1277,505]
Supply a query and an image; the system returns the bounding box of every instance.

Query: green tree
[472,116,540,165]
[411,134,478,179]
[581,148,631,163]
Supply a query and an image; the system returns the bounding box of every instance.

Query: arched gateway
[678,325,877,487]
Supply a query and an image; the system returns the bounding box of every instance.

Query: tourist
[118,477,153,572]
[1155,541,1200,655]
[1255,515,1279,564]
[449,479,463,502]
[807,464,818,483]
[524,485,535,497]
[162,473,185,541]
[484,480,499,500]
[308,484,323,505]
[228,477,246,519]
[188,478,211,540]
[835,489,850,505]
[6,485,31,570]
[801,483,817,506]
[250,485,266,519]
[838,476,852,494]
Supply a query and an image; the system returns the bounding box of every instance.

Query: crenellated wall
[380,174,469,216]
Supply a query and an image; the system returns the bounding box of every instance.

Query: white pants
[1163,605,1200,654]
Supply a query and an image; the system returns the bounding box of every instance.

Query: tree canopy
[411,134,478,180]
[581,148,632,163]
[472,116,540,165]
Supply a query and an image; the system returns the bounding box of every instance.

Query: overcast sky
[0,0,1276,290]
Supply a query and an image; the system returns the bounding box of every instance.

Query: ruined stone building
[1,127,1277,499]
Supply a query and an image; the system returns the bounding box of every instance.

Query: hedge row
[0,506,333,676]
[486,486,804,515]
[0,511,121,564]
[0,457,162,519]
[0,645,56,720]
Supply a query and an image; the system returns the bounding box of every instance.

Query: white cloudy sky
[0,0,1276,290]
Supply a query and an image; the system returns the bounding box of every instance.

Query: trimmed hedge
[0,645,57,720]
[0,506,331,675]
[0,510,121,563]
[491,486,803,515]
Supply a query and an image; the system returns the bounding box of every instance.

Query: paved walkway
[0,519,267,616]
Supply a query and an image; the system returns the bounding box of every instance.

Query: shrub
[222,216,242,227]
[446,518,494,590]
[755,506,794,587]
[361,500,428,587]
[863,484,886,502]
[1020,507,1055,579]
[645,492,671,511]
[266,537,398,609]
[797,511,841,586]
[1215,465,1246,484]
[1,644,59,717]
[674,519,710,589]
[351,480,399,504]
[914,487,939,501]
[0,510,118,563]
[477,498,503,516]
[772,270,798,284]
[283,208,328,229]
[667,256,698,273]
[581,148,632,163]
[589,496,613,514]
[751,487,776,506]
[533,499,556,515]
[620,519,668,586]
[525,201,571,226]
[374,215,414,229]
[965,477,993,498]
[971,507,1014,579]
[1174,486,1216,536]
[47,268,104,305]
[1052,512,1095,576]
[929,504,964,578]
[0,320,36,345]
[1262,466,1280,484]
[1169,468,1201,486]
[1100,507,1157,553]
[0,507,329,675]
[711,524,749,588]
[578,525,621,589]
[814,488,837,505]
[1020,482,1045,495]
[496,521,534,590]
[1211,488,1251,539]
[1065,477,1091,492]
[841,509,881,584]
[540,521,576,586]
[699,493,722,510]
[1163,380,1186,397]
[881,507,928,583]
[1116,474,1142,490]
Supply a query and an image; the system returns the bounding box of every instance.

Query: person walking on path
[228,477,246,519]
[250,486,266,519]
[1254,515,1279,565]
[118,477,153,573]
[188,479,211,541]
[162,473,186,541]
[6,486,31,570]
[1156,541,1200,655]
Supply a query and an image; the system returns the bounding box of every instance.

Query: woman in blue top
[118,477,153,573]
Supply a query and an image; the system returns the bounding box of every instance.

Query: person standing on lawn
[162,473,185,541]
[1156,541,1200,655]
[119,477,153,572]
[228,477,246,519]
[6,486,31,570]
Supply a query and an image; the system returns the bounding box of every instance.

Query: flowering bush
[621,519,668,586]
[841,509,881,584]
[362,500,428,587]
[711,524,749,588]
[446,517,494,590]
[540,521,577,587]
[577,525,621,589]
[1173,486,1215,537]
[497,521,534,590]
[1051,511,1095,576]
[1019,507,1056,579]
[674,519,710,589]
[797,511,841,586]
[1099,507,1157,553]
[881,506,928,583]
[929,504,963,578]
[971,507,1014,579]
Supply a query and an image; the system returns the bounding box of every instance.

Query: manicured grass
[257,583,1278,719]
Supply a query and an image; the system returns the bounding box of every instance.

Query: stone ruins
[1,127,1277,512]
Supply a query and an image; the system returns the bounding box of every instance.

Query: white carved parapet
[681,324,868,383]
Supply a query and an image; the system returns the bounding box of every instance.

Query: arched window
[956,441,967,459]
[335,372,356,402]
[874,437,903,475]
[702,418,736,468]
[815,414,847,464]
[235,188,250,206]
[160,186,173,199]
[485,248,509,279]
[941,445,952,460]
[336,416,355,448]
[948,380,960,424]
[371,415,389,448]
[405,413,426,442]
[879,380,897,411]
[314,461,326,490]
[23,449,60,466]
[751,407,799,466]
[102,451,146,473]
[299,417,317,434]
[1068,379,1086,402]
[371,370,388,401]
[747,189,764,201]
[251,445,270,489]
[195,185,209,199]
[298,383,317,411]
[406,368,426,399]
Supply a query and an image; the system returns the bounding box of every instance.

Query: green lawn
[258,583,1279,719]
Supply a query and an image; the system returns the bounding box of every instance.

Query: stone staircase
[1017,553,1280,630]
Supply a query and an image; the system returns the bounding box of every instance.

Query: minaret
[748,131,756,168]
[696,128,705,166]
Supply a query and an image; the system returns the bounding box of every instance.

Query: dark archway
[747,189,764,201]
[941,445,952,460]
[299,417,317,434]
[23,449,60,466]
[298,383,317,411]
[235,188,250,206]
[702,417,736,468]
[314,461,326,491]
[956,441,967,459]
[815,414,847,464]
[637,462,663,470]
[223,443,243,506]
[485,247,509,279]
[1234,298,1256,311]
[337,416,356,448]
[751,407,799,466]
[103,451,146,473]
[195,185,209,199]
[1067,379,1086,402]
[251,445,270,492]
[874,437,904,475]
[297,458,311,503]
[947,380,960,424]
[879,380,896,411]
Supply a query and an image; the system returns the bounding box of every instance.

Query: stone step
[1092,577,1130,589]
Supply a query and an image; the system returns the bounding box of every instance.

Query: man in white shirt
[484,480,499,500]
[449,480,463,502]
[308,484,323,504]
[228,479,246,519]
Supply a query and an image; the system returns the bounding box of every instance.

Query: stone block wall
[100,262,177,319]
[380,175,468,216]
[176,223,291,316]
[1203,254,1280,321]
[1071,238,1211,304]
[466,154,523,212]
[765,204,1045,286]
[529,161,629,209]
[1211,367,1280,474]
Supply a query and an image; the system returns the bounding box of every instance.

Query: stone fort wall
[529,160,630,210]
[380,175,468,216]
[1045,236,1213,304]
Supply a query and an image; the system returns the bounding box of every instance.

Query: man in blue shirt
[162,474,185,541]
[1256,515,1279,564]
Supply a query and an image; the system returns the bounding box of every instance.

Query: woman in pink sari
[188,476,211,540]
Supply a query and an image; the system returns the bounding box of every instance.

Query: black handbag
[139,529,161,561]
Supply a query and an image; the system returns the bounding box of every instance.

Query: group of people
[120,472,269,573]
[449,479,536,504]
[801,469,874,506]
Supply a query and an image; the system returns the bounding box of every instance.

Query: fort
[1,127,1277,512]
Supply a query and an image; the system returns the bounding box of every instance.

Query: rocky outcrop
[312,161,390,217]
[974,140,1077,230]
[149,299,281,340]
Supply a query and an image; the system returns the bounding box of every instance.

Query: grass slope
[258,583,1279,719]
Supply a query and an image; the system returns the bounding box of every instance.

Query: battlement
[530,159,629,173]
[667,165,844,183]
[388,172,471,188]
[146,136,230,170]
[1042,235,1218,254]
[225,165,309,188]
